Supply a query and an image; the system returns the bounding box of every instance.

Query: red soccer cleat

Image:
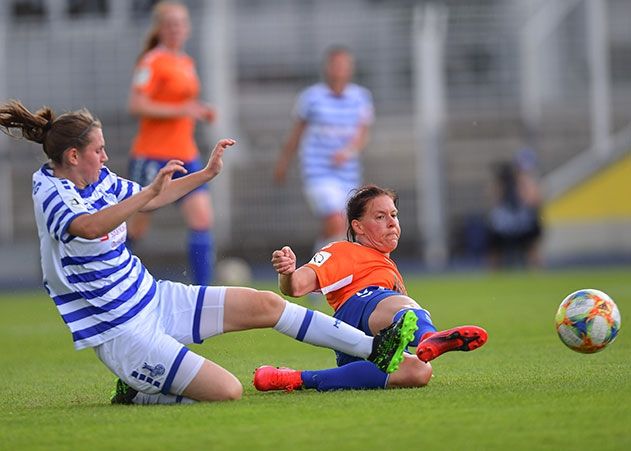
[253,366,304,392]
[416,326,488,363]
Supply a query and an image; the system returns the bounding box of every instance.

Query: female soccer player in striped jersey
[255,185,487,392]
[0,101,418,405]
[274,46,374,262]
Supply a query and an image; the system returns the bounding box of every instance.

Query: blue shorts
[333,286,400,367]
[128,157,208,200]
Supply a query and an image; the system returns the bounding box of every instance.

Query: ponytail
[0,99,54,145]
[0,100,101,164]
[138,30,160,61]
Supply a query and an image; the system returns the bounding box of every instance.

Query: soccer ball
[555,289,621,353]
[215,257,252,286]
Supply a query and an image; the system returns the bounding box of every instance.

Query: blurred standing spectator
[127,1,217,285]
[274,46,375,254]
[487,147,543,269]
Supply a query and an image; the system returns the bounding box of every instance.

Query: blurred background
[1,0,630,287]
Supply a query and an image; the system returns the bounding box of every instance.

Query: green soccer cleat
[110,378,138,405]
[368,310,419,373]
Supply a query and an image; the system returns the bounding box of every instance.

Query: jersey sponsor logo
[100,223,127,246]
[310,251,331,267]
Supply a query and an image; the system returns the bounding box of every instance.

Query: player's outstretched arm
[71,139,235,238]
[141,138,235,211]
[68,160,186,239]
[272,246,318,297]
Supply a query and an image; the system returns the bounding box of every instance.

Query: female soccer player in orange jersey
[127,1,217,285]
[255,185,488,392]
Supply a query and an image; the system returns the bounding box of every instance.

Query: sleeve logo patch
[133,67,151,86]
[310,251,331,266]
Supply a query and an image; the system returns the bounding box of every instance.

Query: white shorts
[94,281,227,395]
[303,180,356,218]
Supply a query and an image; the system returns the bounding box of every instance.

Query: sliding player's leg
[253,354,432,392]
[219,287,416,373]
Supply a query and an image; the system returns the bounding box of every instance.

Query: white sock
[132,392,197,405]
[273,301,373,358]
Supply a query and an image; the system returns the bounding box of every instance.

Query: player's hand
[198,102,217,123]
[185,101,217,123]
[271,246,296,275]
[332,147,357,166]
[147,159,186,196]
[205,138,236,178]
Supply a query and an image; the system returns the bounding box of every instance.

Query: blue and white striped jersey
[32,164,158,350]
[294,82,374,185]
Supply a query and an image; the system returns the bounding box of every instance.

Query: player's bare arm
[142,139,235,211]
[274,120,307,183]
[68,161,186,239]
[272,246,319,296]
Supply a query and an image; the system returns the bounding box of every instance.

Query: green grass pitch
[1,267,629,450]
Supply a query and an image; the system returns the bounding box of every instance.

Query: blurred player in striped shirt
[274,46,375,256]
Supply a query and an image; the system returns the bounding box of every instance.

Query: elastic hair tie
[42,120,53,132]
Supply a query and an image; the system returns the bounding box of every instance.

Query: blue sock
[393,308,437,346]
[188,229,213,285]
[301,361,388,391]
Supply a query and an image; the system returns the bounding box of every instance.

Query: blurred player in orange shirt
[127,1,217,285]
[254,185,488,392]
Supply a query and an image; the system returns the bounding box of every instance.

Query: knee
[254,290,286,317]
[392,359,433,388]
[201,379,243,402]
[412,361,433,387]
[405,361,433,387]
[188,218,211,231]
[187,215,211,231]
[184,198,213,230]
[220,381,243,401]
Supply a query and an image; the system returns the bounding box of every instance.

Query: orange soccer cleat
[416,326,488,363]
[253,366,304,392]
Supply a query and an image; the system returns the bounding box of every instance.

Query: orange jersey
[130,47,200,161]
[305,241,407,311]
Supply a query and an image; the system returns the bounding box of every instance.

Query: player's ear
[63,147,80,166]
[351,218,363,235]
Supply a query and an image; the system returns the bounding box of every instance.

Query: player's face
[353,195,401,255]
[325,52,354,87]
[159,5,190,50]
[76,128,108,187]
